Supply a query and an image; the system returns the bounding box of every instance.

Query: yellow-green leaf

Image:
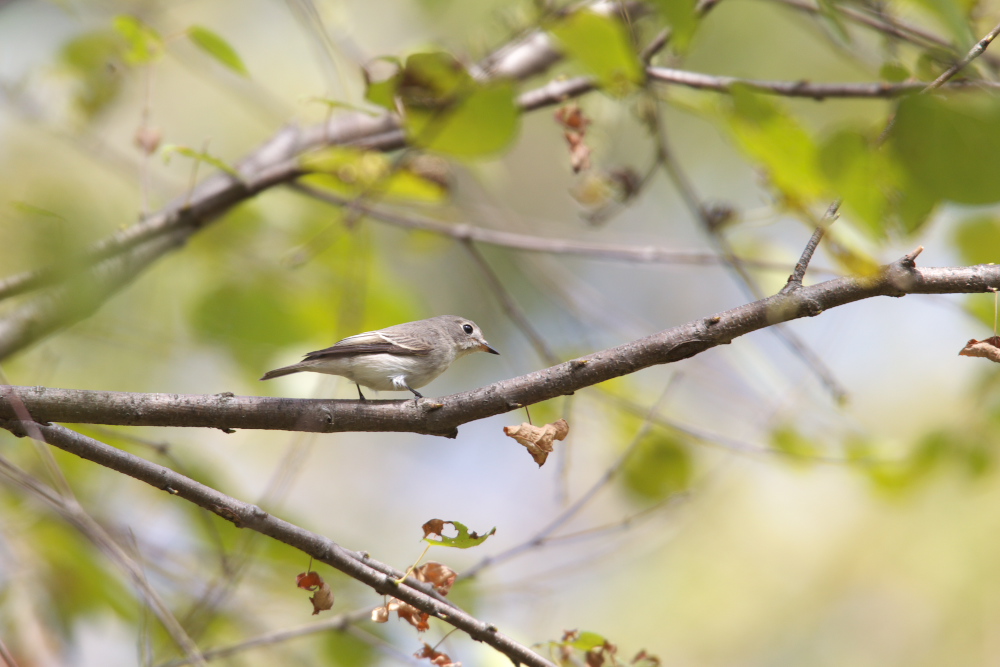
[113,15,163,65]
[406,81,520,158]
[161,144,240,178]
[891,93,1000,206]
[819,129,892,238]
[621,431,692,501]
[423,520,496,549]
[363,57,403,110]
[723,86,826,206]
[550,11,644,95]
[953,216,1000,265]
[647,0,700,53]
[300,147,447,202]
[188,25,248,76]
[59,31,123,119]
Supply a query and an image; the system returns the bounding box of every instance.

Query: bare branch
[0,453,207,665]
[767,0,969,54]
[781,200,841,293]
[2,260,997,436]
[0,422,556,667]
[926,22,1000,91]
[647,66,1000,98]
[156,607,376,667]
[291,183,782,269]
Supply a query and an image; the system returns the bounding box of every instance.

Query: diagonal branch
[925,22,1000,91]
[2,258,997,437]
[0,422,555,667]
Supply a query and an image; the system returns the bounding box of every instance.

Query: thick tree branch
[0,422,555,667]
[2,260,996,437]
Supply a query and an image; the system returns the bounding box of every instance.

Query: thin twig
[461,242,560,366]
[647,66,999,97]
[0,453,207,666]
[157,607,376,667]
[651,103,847,401]
[289,183,796,271]
[463,385,676,579]
[781,199,841,293]
[925,22,1000,91]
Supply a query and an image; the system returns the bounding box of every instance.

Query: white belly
[307,353,447,391]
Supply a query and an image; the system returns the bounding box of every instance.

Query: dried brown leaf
[555,103,593,173]
[422,519,447,539]
[295,571,334,614]
[959,335,1000,363]
[415,561,457,596]
[415,642,462,666]
[503,419,570,466]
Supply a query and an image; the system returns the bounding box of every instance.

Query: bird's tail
[259,365,304,381]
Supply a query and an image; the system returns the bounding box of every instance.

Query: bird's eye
[462,324,474,335]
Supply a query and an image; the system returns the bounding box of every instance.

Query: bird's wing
[302,329,430,361]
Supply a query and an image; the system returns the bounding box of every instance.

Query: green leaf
[723,86,826,206]
[879,61,910,83]
[113,15,162,65]
[819,129,891,238]
[320,629,376,667]
[550,11,644,95]
[300,147,447,202]
[621,431,692,501]
[307,97,379,116]
[399,51,472,109]
[10,201,65,220]
[890,93,1000,205]
[161,144,240,178]
[901,0,974,45]
[188,26,248,76]
[771,424,820,463]
[953,215,1000,265]
[191,276,319,371]
[563,631,607,651]
[423,520,496,549]
[406,81,520,157]
[646,0,700,53]
[363,57,403,110]
[59,31,123,119]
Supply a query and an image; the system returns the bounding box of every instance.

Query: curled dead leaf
[296,570,334,615]
[959,336,1000,363]
[414,561,457,596]
[504,419,570,466]
[555,103,592,173]
[415,642,462,666]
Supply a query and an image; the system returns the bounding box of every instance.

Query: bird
[260,315,499,400]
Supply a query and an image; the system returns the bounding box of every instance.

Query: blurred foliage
[364,51,521,157]
[549,10,645,95]
[187,26,249,77]
[890,94,1000,206]
[620,429,693,501]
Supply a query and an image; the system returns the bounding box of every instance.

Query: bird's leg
[356,384,367,401]
[400,380,423,401]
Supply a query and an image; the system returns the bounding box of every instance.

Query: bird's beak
[481,343,500,355]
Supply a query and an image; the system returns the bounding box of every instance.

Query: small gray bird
[260,315,499,400]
